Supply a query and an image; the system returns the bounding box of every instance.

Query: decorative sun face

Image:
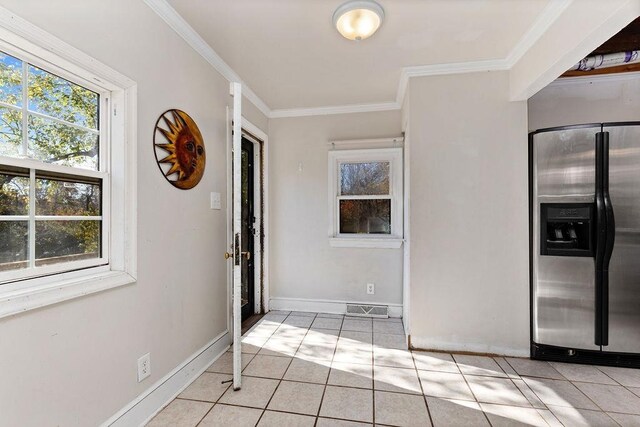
[153,109,206,190]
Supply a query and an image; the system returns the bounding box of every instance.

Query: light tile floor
[148,311,640,426]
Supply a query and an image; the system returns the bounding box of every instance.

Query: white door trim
[240,122,268,315]
[226,113,270,322]
[241,118,270,313]
[231,83,242,390]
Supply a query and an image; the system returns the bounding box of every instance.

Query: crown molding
[142,0,272,117]
[505,0,574,67]
[395,59,510,106]
[269,101,400,118]
[146,0,572,119]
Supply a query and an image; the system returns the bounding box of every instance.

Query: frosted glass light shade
[333,0,384,41]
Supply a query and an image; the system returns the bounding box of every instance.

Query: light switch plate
[210,192,221,210]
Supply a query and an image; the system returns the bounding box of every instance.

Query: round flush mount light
[333,0,385,41]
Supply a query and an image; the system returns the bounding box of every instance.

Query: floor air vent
[346,304,388,318]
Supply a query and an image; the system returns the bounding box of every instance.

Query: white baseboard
[410,335,529,357]
[269,297,403,318]
[103,331,231,427]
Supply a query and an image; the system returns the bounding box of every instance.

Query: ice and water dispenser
[540,203,594,257]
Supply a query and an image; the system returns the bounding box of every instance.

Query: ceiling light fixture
[333,0,384,41]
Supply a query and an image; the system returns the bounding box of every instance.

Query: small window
[329,148,403,248]
[0,49,107,282]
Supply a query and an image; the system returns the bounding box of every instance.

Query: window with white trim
[328,148,403,248]
[0,49,108,282]
[0,22,136,318]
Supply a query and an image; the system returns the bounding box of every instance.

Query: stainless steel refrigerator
[530,122,640,367]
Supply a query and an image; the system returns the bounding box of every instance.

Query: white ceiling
[165,0,552,112]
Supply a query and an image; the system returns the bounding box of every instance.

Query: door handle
[225,251,250,260]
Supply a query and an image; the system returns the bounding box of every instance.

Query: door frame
[226,110,269,333]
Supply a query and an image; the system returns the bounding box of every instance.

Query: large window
[0,50,108,282]
[0,20,136,319]
[328,147,403,248]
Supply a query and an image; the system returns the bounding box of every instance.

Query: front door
[241,137,255,321]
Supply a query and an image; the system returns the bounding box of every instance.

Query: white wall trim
[410,335,529,358]
[504,0,574,67]
[402,121,411,336]
[269,101,400,118]
[0,270,135,319]
[270,297,403,318]
[550,70,640,87]
[144,0,571,118]
[103,331,230,427]
[328,137,404,147]
[142,0,271,117]
[329,237,403,249]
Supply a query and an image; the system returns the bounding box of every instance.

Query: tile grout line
[252,310,293,425]
[255,311,318,425]
[564,379,626,415]
[409,328,435,427]
[162,313,639,426]
[315,312,345,426]
[370,317,376,426]
[592,364,625,387]
[504,359,611,417]
[454,356,499,426]
[191,312,288,427]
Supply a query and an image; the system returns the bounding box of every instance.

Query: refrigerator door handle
[602,131,615,346]
[595,131,608,346]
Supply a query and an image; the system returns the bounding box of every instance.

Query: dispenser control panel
[540,203,594,257]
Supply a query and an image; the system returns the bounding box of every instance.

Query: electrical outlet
[366,283,375,294]
[137,353,151,382]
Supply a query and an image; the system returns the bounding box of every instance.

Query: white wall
[529,74,640,131]
[0,1,267,426]
[407,72,530,356]
[268,112,404,311]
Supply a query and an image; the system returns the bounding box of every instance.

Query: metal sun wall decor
[153,109,206,190]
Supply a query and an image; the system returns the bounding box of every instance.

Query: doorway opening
[240,136,255,321]
[239,129,265,324]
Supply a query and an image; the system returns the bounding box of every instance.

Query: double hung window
[0,49,108,282]
[0,21,136,320]
[328,147,403,248]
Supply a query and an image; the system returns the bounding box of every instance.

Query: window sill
[329,237,404,249]
[0,269,136,319]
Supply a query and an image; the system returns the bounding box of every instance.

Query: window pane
[340,162,390,195]
[339,199,391,234]
[36,177,100,216]
[35,220,100,266]
[0,221,28,271]
[28,114,98,170]
[0,52,23,107]
[28,65,98,130]
[0,173,29,215]
[0,106,23,157]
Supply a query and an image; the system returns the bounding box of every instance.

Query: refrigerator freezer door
[532,126,600,350]
[603,125,640,354]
